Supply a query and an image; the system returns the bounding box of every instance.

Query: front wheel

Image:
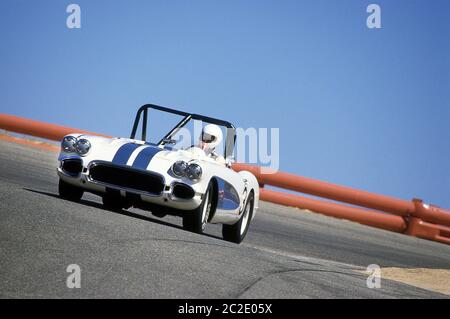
[58,179,83,201]
[222,192,254,244]
[183,183,213,234]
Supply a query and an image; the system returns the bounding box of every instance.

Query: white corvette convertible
[57,104,259,243]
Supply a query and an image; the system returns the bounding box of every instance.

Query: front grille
[61,159,83,176]
[89,162,164,195]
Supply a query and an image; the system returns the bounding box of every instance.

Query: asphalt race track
[1,139,449,298]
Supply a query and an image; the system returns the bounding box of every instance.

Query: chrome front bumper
[57,163,203,211]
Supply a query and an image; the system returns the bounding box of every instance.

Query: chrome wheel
[222,192,254,244]
[240,199,251,236]
[183,181,215,234]
[201,189,211,230]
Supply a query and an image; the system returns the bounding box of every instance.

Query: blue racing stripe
[131,146,162,169]
[112,143,141,165]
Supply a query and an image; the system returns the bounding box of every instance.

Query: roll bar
[130,104,237,159]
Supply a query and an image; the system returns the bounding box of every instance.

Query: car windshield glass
[169,119,228,157]
[131,105,236,160]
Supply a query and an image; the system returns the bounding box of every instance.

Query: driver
[197,124,225,164]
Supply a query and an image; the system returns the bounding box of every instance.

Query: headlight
[61,136,77,153]
[186,163,202,181]
[171,161,202,181]
[75,139,91,156]
[172,161,188,177]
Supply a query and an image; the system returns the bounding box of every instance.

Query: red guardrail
[1,113,449,245]
[232,163,416,217]
[232,163,450,227]
[0,113,109,141]
[232,163,450,244]
[260,189,407,233]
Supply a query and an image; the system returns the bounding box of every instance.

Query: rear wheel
[222,192,254,244]
[58,179,83,201]
[183,183,213,234]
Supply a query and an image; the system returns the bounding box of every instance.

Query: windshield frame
[130,104,236,160]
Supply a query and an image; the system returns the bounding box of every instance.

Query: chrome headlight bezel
[61,136,91,156]
[61,136,77,153]
[172,161,188,178]
[75,138,91,156]
[171,161,203,181]
[186,163,202,181]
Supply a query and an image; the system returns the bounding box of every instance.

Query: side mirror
[162,138,177,145]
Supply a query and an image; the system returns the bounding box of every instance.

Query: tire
[102,195,130,212]
[183,182,213,234]
[222,192,254,244]
[58,179,84,202]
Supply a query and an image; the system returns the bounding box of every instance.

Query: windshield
[130,104,236,160]
[169,119,229,157]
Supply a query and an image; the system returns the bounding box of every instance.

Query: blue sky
[0,0,449,208]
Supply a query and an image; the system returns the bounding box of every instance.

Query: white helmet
[199,124,222,151]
